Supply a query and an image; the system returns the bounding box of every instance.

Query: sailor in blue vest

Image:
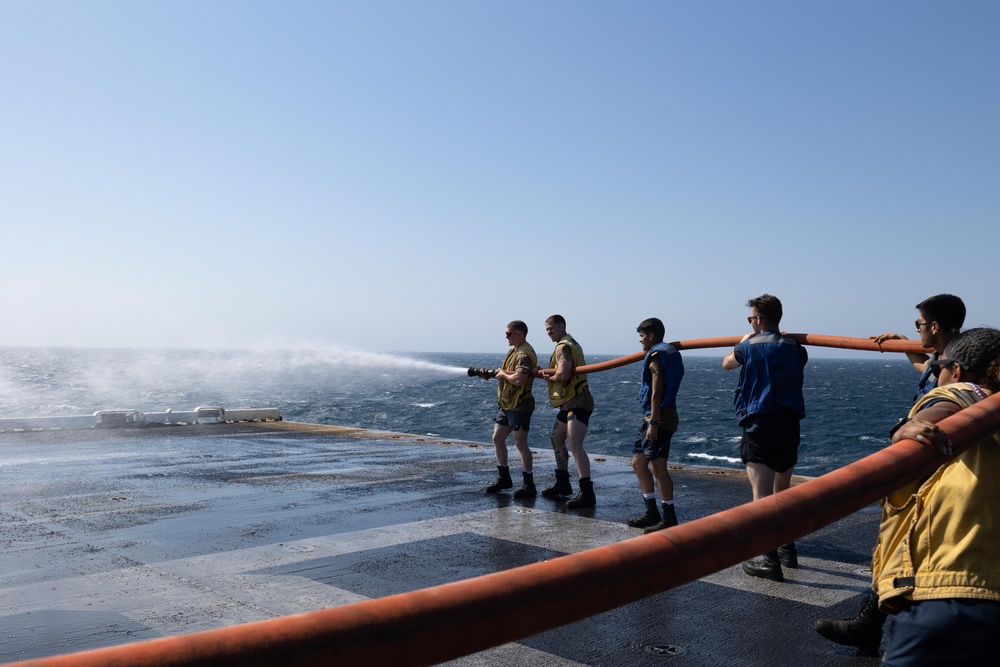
[626,318,684,533]
[723,294,806,582]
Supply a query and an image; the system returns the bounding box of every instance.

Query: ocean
[0,347,919,477]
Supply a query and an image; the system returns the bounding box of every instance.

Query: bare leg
[492,423,511,467]
[512,428,532,471]
[745,462,778,501]
[773,467,794,494]
[566,419,590,478]
[746,462,794,500]
[632,453,655,494]
[649,457,674,501]
[550,420,570,471]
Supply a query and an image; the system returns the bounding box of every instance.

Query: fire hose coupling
[467,367,497,379]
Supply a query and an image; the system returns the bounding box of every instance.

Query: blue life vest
[639,342,684,413]
[732,332,806,425]
[914,352,939,403]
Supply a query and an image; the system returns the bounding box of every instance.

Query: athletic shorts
[633,420,673,461]
[882,599,1000,666]
[554,388,594,426]
[494,408,531,431]
[556,405,592,426]
[740,430,799,473]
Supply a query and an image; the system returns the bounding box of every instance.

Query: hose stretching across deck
[7,334,967,667]
[572,333,928,375]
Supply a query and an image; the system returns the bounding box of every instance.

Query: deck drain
[643,643,686,657]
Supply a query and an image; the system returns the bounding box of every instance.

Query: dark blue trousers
[883,598,1000,666]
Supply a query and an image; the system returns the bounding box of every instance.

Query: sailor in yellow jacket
[480,320,538,498]
[871,327,1000,665]
[534,314,596,508]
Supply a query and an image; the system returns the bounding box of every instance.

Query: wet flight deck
[0,420,883,666]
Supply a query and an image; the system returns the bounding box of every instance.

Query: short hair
[942,327,1000,392]
[746,294,782,324]
[636,318,665,341]
[917,294,966,333]
[546,314,566,327]
[507,320,528,334]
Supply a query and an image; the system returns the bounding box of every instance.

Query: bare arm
[870,332,930,372]
[892,400,963,456]
[548,349,574,382]
[495,366,530,386]
[647,354,665,437]
[722,332,752,370]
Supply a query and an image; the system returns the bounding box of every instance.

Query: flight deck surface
[1,422,881,665]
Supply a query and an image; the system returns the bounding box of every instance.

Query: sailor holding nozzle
[471,321,538,498]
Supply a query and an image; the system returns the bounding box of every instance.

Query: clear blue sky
[2,1,996,356]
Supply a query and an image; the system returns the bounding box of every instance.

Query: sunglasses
[927,357,966,379]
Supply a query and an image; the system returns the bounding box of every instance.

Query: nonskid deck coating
[0,422,881,665]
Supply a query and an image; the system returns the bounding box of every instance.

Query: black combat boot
[567,477,596,508]
[541,469,572,498]
[513,471,536,499]
[777,542,798,568]
[742,550,783,582]
[644,503,678,533]
[813,590,886,655]
[627,498,661,528]
[485,465,513,493]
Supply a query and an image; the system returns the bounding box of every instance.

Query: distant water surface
[0,348,919,476]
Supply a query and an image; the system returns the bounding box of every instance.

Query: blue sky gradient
[2,1,996,355]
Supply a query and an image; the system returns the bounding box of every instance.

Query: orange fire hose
[7,335,966,667]
[564,333,928,375]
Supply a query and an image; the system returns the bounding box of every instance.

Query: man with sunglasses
[816,294,967,653]
[871,294,966,401]
[479,320,538,498]
[723,294,807,582]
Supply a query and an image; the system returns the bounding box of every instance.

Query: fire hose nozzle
[467,367,496,379]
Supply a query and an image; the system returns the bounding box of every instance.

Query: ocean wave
[686,452,742,464]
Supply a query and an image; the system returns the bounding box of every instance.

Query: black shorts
[740,430,799,473]
[556,405,592,426]
[494,409,531,431]
[633,420,673,461]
